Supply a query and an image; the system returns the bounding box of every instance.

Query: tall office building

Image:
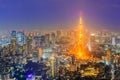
[10,31,17,54]
[56,30,61,39]
[112,37,116,46]
[11,30,16,39]
[27,33,34,54]
[34,36,41,48]
[0,37,11,47]
[16,31,25,46]
[38,35,45,48]
[10,38,16,54]
[51,32,56,45]
[45,34,50,43]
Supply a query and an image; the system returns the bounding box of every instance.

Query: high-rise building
[50,32,56,46]
[112,37,116,46]
[56,30,61,39]
[45,34,50,45]
[34,36,41,48]
[0,37,11,47]
[106,49,111,65]
[16,31,25,46]
[38,48,42,60]
[39,35,45,47]
[27,33,34,54]
[11,30,16,39]
[10,38,16,54]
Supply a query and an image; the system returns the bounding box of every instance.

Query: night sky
[0,0,120,32]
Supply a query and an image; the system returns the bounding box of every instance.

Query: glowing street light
[27,74,33,78]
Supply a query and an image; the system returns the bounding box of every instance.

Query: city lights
[0,0,120,80]
[27,74,33,78]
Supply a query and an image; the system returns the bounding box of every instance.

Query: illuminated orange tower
[78,16,91,59]
[68,15,91,60]
[79,16,83,41]
[80,16,83,35]
[78,16,84,57]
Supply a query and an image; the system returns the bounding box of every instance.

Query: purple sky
[0,0,120,32]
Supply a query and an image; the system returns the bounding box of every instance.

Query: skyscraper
[16,31,25,46]
[27,33,34,54]
[11,30,16,39]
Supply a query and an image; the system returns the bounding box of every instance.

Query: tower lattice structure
[69,16,90,60]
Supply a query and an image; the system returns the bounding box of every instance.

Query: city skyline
[0,0,120,32]
[1,1,120,79]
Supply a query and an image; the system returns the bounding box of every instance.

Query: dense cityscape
[0,16,120,80]
[0,0,120,80]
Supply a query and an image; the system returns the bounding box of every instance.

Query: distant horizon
[0,27,119,36]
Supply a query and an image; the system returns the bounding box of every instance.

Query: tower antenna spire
[80,12,83,33]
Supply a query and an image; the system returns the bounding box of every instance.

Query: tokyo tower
[69,16,90,60]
